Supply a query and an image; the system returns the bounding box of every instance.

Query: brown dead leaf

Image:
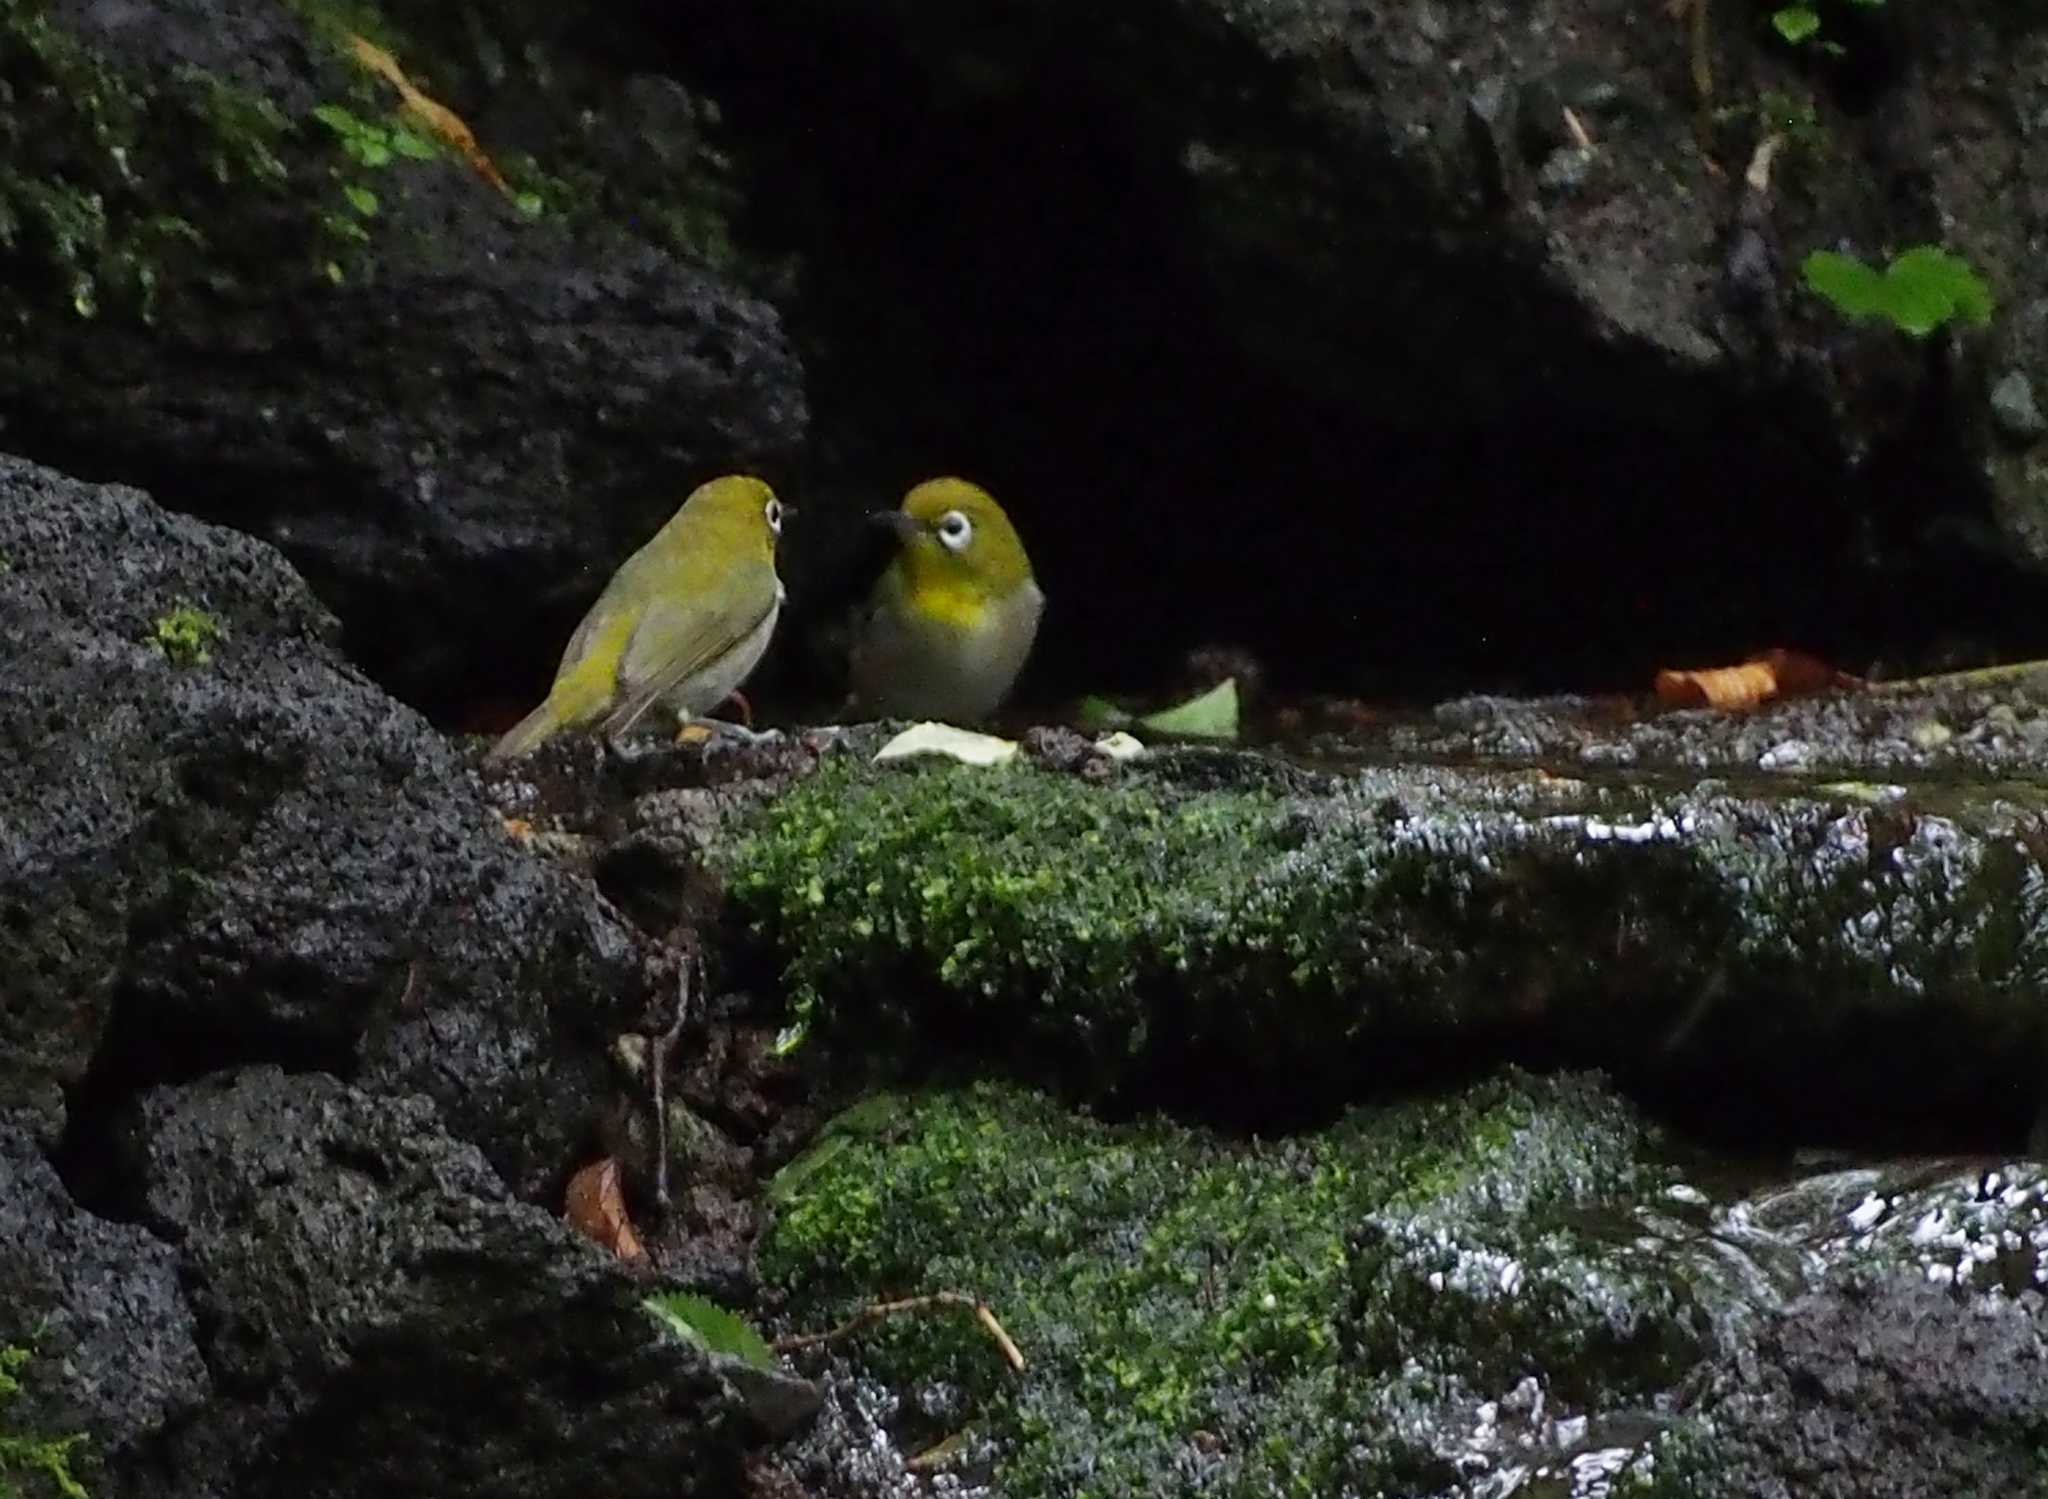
[564,1156,645,1261]
[347,34,512,196]
[674,722,714,747]
[1654,648,1859,711]
[498,815,534,841]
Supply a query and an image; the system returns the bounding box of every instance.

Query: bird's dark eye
[937,510,973,552]
[764,498,783,535]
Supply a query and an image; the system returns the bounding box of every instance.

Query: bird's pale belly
[851,584,1042,722]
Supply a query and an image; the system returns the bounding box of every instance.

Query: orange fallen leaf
[347,34,512,197]
[673,723,714,747]
[1654,648,1859,711]
[564,1156,645,1261]
[498,815,534,841]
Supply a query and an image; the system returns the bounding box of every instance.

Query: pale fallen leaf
[1139,677,1239,739]
[1093,731,1148,761]
[874,722,1019,766]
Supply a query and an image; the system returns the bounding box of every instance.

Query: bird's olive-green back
[546,474,783,727]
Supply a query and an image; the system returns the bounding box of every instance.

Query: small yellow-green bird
[847,477,1043,723]
[486,474,788,763]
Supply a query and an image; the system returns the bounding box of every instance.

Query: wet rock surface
[722,719,2048,1148]
[755,1074,2048,1499]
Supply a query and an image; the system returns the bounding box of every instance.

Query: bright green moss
[724,755,2048,1127]
[146,604,222,667]
[763,1070,1718,1495]
[0,1346,87,1499]
[726,757,1306,1080]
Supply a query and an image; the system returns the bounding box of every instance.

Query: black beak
[869,510,920,542]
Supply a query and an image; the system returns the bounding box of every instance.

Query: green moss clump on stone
[146,604,222,667]
[763,1070,1724,1495]
[725,755,2048,1128]
[0,1345,88,1499]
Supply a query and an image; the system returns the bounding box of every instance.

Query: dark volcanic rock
[0,453,648,1196]
[116,1067,744,1499]
[0,1112,209,1492]
[1714,1274,2048,1499]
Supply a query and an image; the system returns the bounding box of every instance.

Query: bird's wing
[597,561,780,735]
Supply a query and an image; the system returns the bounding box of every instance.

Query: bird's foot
[674,715,782,746]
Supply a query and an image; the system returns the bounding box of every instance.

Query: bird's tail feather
[484,702,559,764]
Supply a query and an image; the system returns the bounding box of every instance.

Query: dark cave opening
[593,2,2048,732]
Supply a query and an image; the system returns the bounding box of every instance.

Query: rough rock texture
[117,1068,743,1499]
[0,1113,208,1492]
[0,456,787,1496]
[1,0,806,718]
[0,454,650,1195]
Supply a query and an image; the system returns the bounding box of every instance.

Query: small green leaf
[342,183,379,216]
[1888,245,1993,329]
[311,102,362,136]
[354,136,393,168]
[1073,695,1133,732]
[643,1294,777,1370]
[1139,678,1240,740]
[1771,6,1821,43]
[389,126,439,161]
[1801,250,1887,319]
[324,259,346,285]
[514,190,545,217]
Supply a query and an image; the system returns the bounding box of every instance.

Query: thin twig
[774,1292,1027,1372]
[650,942,695,1217]
[1561,106,1593,151]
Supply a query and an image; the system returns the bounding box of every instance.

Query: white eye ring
[764,497,783,536]
[936,510,973,552]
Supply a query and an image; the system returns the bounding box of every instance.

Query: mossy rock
[762,1069,1725,1495]
[721,751,2048,1139]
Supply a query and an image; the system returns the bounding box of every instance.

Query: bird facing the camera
[848,477,1043,723]
[485,474,788,763]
